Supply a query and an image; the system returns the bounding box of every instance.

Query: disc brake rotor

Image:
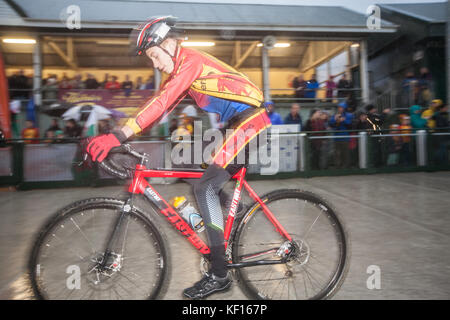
[87,252,123,288]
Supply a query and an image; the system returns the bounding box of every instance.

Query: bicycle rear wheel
[28,198,170,300]
[232,189,348,300]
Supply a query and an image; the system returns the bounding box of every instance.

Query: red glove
[87,131,127,162]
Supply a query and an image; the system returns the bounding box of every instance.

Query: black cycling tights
[192,164,233,278]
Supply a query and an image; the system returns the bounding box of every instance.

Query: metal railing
[1,128,449,189]
[372,80,437,111]
[7,87,361,105]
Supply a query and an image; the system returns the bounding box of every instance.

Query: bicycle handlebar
[98,144,149,180]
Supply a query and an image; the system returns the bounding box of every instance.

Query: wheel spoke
[303,263,330,284]
[116,281,134,297]
[70,217,97,254]
[303,211,323,241]
[50,233,86,261]
[308,253,334,271]
[301,265,324,292]
[302,266,309,298]
[116,271,150,296]
[249,276,288,282]
[289,277,299,300]
[79,287,94,300]
[112,286,123,300]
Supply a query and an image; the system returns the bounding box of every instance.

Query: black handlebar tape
[109,145,129,154]
[99,160,130,179]
[100,143,149,179]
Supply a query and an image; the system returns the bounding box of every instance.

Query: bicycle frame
[126,164,293,261]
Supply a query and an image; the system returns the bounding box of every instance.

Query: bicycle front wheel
[28,198,170,300]
[232,189,348,300]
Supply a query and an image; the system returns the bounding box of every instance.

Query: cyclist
[86,16,272,299]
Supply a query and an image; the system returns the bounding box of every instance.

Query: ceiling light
[2,38,36,44]
[96,40,129,45]
[351,43,360,48]
[181,42,215,47]
[257,43,290,48]
[274,43,291,48]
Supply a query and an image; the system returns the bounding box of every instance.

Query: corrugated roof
[378,2,447,23]
[4,0,396,32]
[0,0,21,19]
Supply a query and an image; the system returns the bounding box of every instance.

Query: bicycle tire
[232,189,348,300]
[28,197,171,300]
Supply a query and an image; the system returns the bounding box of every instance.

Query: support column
[298,133,307,172]
[262,46,271,101]
[416,130,428,167]
[358,131,368,169]
[346,46,352,78]
[32,36,42,107]
[359,40,370,104]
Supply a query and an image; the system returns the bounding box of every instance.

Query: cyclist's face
[146,45,174,74]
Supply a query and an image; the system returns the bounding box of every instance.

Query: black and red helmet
[132,16,179,56]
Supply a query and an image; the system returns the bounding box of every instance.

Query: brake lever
[75,153,89,167]
[78,143,149,168]
[121,144,150,165]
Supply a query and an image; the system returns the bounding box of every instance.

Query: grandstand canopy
[0,0,398,70]
[1,0,397,33]
[378,2,447,24]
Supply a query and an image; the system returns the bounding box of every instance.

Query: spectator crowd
[41,73,156,102]
[291,73,355,106]
[4,69,449,168]
[7,70,156,103]
[18,117,115,144]
[266,97,449,169]
[5,70,157,143]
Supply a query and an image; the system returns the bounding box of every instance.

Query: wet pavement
[0,171,449,300]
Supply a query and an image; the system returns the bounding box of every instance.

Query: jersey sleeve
[125,54,203,134]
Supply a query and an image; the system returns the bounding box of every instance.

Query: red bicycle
[28,143,348,300]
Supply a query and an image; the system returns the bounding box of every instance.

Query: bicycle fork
[98,199,132,272]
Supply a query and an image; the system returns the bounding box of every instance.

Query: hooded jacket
[329,103,354,141]
[409,105,427,129]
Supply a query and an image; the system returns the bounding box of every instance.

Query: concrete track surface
[0,172,449,300]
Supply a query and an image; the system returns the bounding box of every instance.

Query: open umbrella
[62,104,112,122]
[62,104,113,137]
[109,108,127,119]
[41,102,73,117]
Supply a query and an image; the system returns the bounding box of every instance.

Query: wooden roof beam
[233,41,258,69]
[300,42,351,73]
[46,39,78,70]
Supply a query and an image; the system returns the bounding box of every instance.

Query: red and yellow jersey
[125,47,264,134]
[21,127,39,144]
[399,124,412,143]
